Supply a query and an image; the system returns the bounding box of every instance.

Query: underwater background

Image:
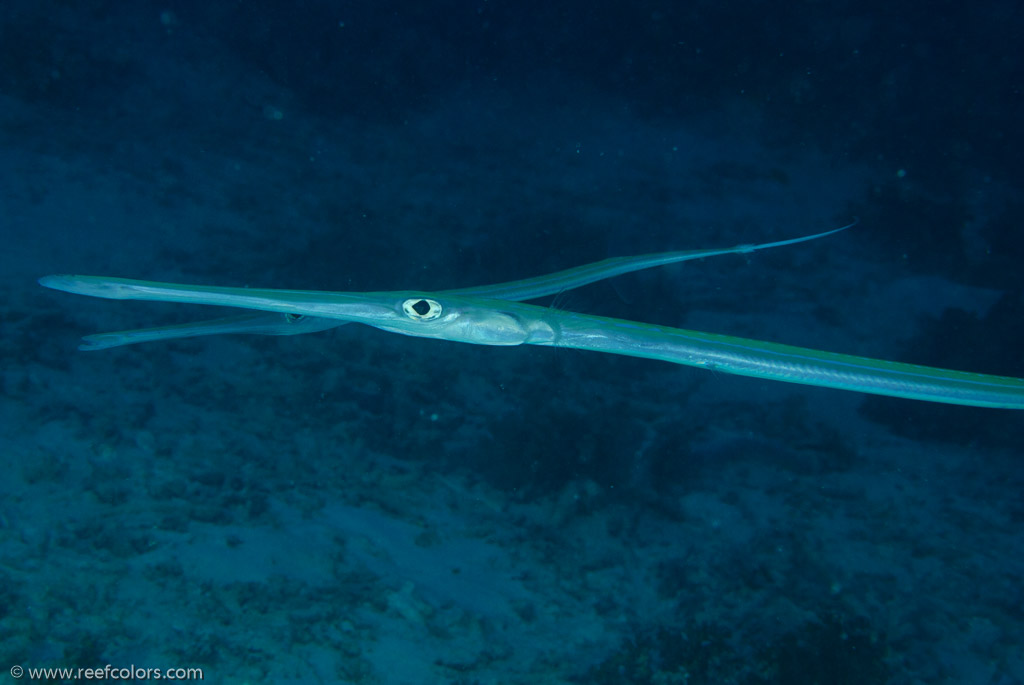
[2,1,1023,683]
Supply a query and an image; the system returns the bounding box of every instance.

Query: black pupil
[412,300,432,316]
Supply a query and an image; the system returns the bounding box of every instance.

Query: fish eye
[284,313,306,323]
[402,298,442,321]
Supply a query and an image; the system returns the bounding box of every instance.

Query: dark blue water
[2,2,1022,683]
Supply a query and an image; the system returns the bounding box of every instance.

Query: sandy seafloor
[2,8,1023,685]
